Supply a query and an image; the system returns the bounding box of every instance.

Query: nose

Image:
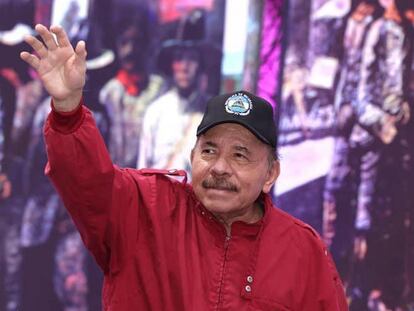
[210,155,232,177]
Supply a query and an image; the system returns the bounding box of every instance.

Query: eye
[234,152,248,160]
[201,148,215,155]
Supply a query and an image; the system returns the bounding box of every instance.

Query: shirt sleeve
[44,98,141,274]
[293,224,349,310]
[356,20,409,133]
[356,20,385,131]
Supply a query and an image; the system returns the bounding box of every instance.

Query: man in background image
[100,4,165,168]
[322,0,382,307]
[138,8,218,173]
[324,0,413,309]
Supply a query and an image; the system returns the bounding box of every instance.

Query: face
[379,0,394,9]
[191,123,280,222]
[172,48,200,91]
[353,3,375,18]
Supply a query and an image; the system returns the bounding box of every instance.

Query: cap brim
[197,120,273,147]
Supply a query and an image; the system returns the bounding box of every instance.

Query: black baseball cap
[196,91,277,148]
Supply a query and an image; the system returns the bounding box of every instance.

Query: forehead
[199,123,262,146]
[172,48,200,60]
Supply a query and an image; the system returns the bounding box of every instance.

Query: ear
[190,138,200,164]
[262,160,280,194]
[190,148,195,163]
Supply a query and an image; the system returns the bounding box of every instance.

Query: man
[0,1,35,309]
[20,24,348,310]
[325,0,412,309]
[100,4,165,167]
[350,1,412,309]
[138,8,216,172]
[321,0,381,305]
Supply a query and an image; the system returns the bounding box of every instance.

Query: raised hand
[20,24,87,112]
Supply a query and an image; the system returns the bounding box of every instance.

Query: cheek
[191,160,207,183]
[172,62,183,72]
[189,63,199,74]
[240,171,269,193]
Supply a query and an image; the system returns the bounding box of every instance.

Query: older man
[20,24,348,310]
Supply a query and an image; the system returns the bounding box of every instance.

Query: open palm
[20,24,86,111]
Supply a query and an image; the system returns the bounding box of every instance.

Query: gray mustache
[202,178,238,192]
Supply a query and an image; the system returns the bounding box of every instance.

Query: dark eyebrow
[202,141,217,148]
[234,145,250,155]
[200,141,250,155]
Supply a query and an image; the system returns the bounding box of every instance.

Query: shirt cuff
[48,98,85,134]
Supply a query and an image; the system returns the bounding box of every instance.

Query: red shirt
[44,102,348,310]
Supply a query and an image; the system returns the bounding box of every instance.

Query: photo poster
[0,1,226,310]
[269,0,414,308]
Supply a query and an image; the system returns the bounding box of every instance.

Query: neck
[213,201,264,236]
[177,86,196,98]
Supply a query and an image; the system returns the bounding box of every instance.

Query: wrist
[52,90,83,112]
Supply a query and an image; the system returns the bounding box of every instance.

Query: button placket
[244,275,253,293]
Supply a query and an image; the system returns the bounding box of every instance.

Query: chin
[201,197,237,214]
[204,204,236,215]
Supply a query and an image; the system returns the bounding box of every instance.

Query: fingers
[75,40,87,58]
[23,24,69,58]
[35,24,58,51]
[24,34,48,58]
[73,40,87,68]
[20,51,40,70]
[50,25,71,47]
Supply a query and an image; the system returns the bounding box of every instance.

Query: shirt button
[245,285,252,292]
[247,276,253,283]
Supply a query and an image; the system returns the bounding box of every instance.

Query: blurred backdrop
[0,0,413,310]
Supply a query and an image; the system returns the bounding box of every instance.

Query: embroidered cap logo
[224,93,252,116]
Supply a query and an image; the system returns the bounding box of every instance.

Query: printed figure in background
[324,0,413,309]
[0,66,17,311]
[19,97,89,311]
[138,8,221,173]
[0,1,36,310]
[299,0,347,141]
[18,1,115,310]
[401,4,414,309]
[322,0,381,300]
[352,0,412,309]
[280,64,310,139]
[100,4,165,167]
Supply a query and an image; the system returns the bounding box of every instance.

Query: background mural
[1,0,413,310]
[270,0,414,310]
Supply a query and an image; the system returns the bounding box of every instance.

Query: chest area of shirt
[132,218,300,310]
